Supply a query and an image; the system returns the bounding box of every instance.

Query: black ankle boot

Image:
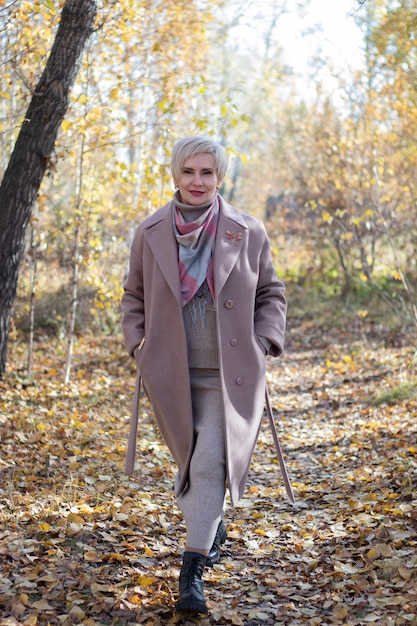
[206,521,227,567]
[175,551,208,615]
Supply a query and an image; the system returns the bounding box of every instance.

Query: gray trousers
[176,368,227,552]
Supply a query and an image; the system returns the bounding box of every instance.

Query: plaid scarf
[173,192,219,306]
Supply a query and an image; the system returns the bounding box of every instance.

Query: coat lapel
[214,198,248,297]
[144,202,182,305]
[143,196,247,303]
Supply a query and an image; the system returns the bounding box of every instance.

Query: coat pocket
[255,335,268,355]
[134,337,145,371]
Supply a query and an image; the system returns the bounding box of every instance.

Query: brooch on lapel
[225,230,242,244]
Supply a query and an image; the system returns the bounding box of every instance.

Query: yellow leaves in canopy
[61,119,72,134]
[43,0,56,14]
[78,93,88,106]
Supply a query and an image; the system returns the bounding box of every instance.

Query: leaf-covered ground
[1,324,416,626]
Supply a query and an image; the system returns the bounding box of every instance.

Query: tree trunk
[0,0,97,376]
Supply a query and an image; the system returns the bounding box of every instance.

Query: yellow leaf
[144,545,155,556]
[66,513,85,533]
[44,0,56,13]
[137,575,156,587]
[127,594,142,604]
[67,513,85,525]
[367,543,392,559]
[38,522,50,532]
[61,119,71,133]
[322,210,332,223]
[107,552,126,562]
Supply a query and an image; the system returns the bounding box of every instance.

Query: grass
[372,381,417,406]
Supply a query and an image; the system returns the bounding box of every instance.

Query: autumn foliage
[1,0,416,360]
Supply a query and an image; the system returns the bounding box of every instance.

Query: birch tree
[0,0,97,376]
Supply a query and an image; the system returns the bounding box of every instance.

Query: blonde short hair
[170,136,228,184]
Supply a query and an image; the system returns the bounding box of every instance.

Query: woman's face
[176,153,221,206]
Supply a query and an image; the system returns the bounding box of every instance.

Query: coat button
[236,377,243,385]
[225,299,234,309]
[230,338,238,346]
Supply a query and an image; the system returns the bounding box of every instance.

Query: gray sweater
[183,281,219,369]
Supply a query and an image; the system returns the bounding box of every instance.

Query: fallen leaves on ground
[0,328,416,626]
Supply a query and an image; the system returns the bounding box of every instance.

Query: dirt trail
[0,333,416,625]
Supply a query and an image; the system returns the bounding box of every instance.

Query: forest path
[0,330,416,625]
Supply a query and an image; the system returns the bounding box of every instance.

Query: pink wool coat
[121,195,287,506]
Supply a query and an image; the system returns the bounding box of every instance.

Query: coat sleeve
[254,225,287,357]
[121,228,145,357]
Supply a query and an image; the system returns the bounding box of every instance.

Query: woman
[121,136,287,615]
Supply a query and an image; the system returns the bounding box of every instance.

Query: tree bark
[0,0,97,376]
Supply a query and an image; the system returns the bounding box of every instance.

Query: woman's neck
[174,190,217,223]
